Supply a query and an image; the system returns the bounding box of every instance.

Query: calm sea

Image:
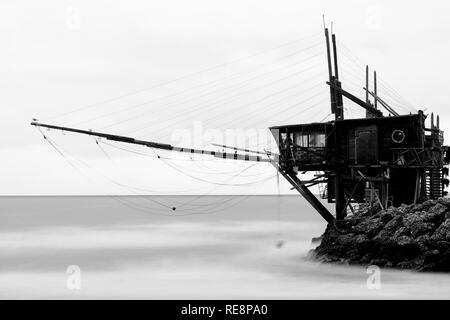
[0,195,448,299]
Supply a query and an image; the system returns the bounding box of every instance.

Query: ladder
[426,168,442,199]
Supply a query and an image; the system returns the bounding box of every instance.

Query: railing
[292,146,326,164]
[392,148,440,167]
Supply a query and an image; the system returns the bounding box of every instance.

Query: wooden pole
[365,65,369,104]
[414,169,421,204]
[374,71,378,109]
[324,28,336,116]
[332,34,339,80]
[331,32,343,120]
[328,30,345,219]
[278,169,335,224]
[365,65,371,118]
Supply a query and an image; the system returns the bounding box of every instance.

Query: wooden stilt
[414,169,421,204]
[278,169,335,223]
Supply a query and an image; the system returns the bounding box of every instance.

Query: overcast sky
[2,0,450,195]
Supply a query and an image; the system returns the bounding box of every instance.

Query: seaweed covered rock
[312,199,450,272]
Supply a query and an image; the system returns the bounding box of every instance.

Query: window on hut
[309,132,326,147]
[294,132,325,147]
[295,133,309,147]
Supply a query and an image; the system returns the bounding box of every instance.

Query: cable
[43,33,322,122]
[70,42,324,128]
[42,129,268,215]
[99,57,324,132]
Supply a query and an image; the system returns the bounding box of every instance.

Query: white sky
[2,0,450,195]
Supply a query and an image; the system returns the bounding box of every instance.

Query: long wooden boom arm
[30,121,275,163]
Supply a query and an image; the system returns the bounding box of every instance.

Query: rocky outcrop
[311,198,450,271]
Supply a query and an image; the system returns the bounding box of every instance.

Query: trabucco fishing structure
[31,25,450,223]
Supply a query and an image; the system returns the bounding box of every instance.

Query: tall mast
[374,70,378,110]
[324,27,336,116]
[365,65,371,118]
[365,65,369,104]
[325,23,346,219]
[331,32,343,120]
[332,34,339,79]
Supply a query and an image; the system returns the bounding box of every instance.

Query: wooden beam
[327,82,383,117]
[324,28,336,115]
[332,34,339,80]
[30,122,275,163]
[331,33,344,120]
[374,71,378,109]
[365,65,369,104]
[365,89,400,116]
[278,169,335,223]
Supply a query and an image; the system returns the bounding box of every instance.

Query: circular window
[392,130,405,143]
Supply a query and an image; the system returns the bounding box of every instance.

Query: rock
[410,222,436,238]
[429,203,448,216]
[415,234,431,251]
[430,219,450,242]
[393,226,409,240]
[421,249,450,271]
[397,257,425,269]
[438,197,450,207]
[434,241,450,252]
[424,203,448,223]
[384,215,403,231]
[335,218,360,230]
[358,204,382,217]
[435,249,450,271]
[380,212,394,223]
[370,258,389,267]
[359,253,372,264]
[353,217,384,238]
[423,249,441,265]
[397,204,410,215]
[335,234,356,246]
[313,201,450,272]
[403,212,426,229]
[396,235,418,249]
[422,199,438,209]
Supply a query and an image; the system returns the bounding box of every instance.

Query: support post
[414,169,421,204]
[329,82,382,117]
[331,32,343,120]
[324,28,336,115]
[278,169,335,224]
[384,168,390,208]
[335,173,347,220]
[421,169,428,200]
[329,31,345,219]
[365,65,372,118]
[365,65,369,104]
[374,71,378,110]
[332,34,339,79]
